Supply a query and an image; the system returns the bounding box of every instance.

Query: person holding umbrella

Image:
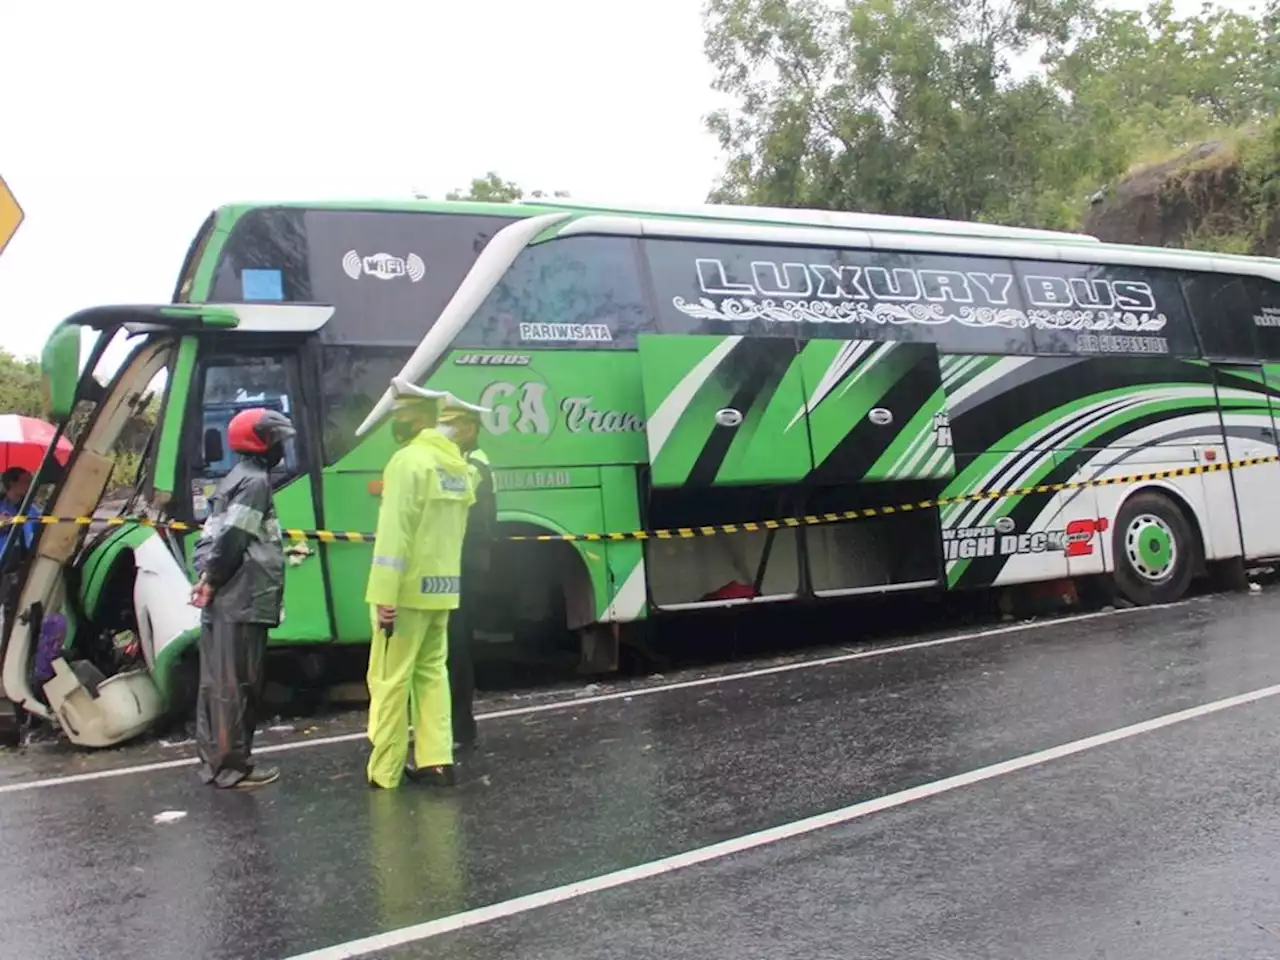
[0,415,72,564]
[0,467,40,561]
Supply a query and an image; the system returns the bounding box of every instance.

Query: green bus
[4,196,1279,749]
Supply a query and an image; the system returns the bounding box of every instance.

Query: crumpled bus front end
[0,306,288,748]
[0,318,189,747]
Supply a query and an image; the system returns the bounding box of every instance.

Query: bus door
[797,338,953,595]
[178,341,332,642]
[636,333,813,607]
[1212,363,1280,560]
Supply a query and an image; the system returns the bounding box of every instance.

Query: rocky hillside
[1082,121,1279,256]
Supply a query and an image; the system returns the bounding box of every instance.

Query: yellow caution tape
[13,454,1274,545]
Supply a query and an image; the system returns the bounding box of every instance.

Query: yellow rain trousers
[366,607,451,787]
[364,428,476,789]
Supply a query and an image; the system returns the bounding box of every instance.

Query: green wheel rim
[1125,513,1176,582]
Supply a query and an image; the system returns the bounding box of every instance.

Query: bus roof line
[354,212,572,437]
[554,215,1280,283]
[539,197,1100,243]
[211,198,1099,245]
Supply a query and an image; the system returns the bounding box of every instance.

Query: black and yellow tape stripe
[4,514,374,543]
[510,454,1278,542]
[15,454,1276,545]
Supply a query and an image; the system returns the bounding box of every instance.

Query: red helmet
[227,408,296,455]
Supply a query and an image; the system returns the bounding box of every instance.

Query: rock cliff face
[1082,130,1279,256]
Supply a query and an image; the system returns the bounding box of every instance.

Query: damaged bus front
[0,303,332,747]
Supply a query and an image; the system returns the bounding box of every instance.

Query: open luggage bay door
[637,333,814,607]
[638,333,815,488]
[797,338,956,485]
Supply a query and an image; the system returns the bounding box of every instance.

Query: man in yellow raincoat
[365,377,487,789]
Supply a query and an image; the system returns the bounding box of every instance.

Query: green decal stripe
[152,336,197,496]
[716,351,812,484]
[658,371,735,484]
[641,336,738,487]
[865,385,952,481]
[942,393,1226,583]
[807,343,918,467]
[941,353,999,391]
[941,382,1219,520]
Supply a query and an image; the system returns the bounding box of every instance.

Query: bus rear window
[209,207,518,346]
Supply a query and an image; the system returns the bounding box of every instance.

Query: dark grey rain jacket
[192,456,285,625]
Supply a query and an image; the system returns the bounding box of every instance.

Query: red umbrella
[0,415,73,473]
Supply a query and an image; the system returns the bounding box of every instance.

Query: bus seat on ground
[43,657,164,748]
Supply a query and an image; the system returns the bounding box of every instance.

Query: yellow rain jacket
[365,429,476,611]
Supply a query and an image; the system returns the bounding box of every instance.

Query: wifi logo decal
[341,249,426,283]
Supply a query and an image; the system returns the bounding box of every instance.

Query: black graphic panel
[643,238,1204,358]
[1020,260,1197,358]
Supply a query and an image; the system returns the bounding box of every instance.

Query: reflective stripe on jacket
[193,457,285,625]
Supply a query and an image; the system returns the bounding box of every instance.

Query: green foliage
[1162,116,1280,255]
[108,450,144,493]
[0,347,157,494]
[0,350,46,418]
[704,0,1278,235]
[443,171,570,203]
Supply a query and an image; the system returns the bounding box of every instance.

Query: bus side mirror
[40,324,82,423]
[203,429,224,466]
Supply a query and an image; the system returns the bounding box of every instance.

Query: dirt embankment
[1083,129,1279,255]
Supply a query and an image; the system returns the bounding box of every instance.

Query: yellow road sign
[0,175,24,258]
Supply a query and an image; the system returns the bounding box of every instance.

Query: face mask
[436,424,457,441]
[391,418,420,446]
[264,442,285,469]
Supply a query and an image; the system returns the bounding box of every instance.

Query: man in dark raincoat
[190,407,295,789]
[436,401,495,752]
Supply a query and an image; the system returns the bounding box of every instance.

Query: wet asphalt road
[4,593,1280,959]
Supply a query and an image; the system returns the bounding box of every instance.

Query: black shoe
[231,766,280,790]
[404,763,457,787]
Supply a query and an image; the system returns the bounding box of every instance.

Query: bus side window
[1183,273,1259,360]
[191,357,301,519]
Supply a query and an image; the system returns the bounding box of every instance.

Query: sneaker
[403,763,457,787]
[231,766,280,790]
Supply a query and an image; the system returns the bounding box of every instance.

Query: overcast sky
[0,0,724,361]
[0,0,1263,366]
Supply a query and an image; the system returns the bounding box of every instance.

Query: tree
[703,0,1275,228]
[1262,0,1279,112]
[438,171,570,203]
[0,347,158,492]
[0,350,46,418]
[1053,1,1277,144]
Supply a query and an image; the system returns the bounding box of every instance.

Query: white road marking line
[0,600,1188,796]
[283,677,1280,960]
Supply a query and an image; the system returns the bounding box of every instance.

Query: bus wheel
[577,624,619,675]
[1112,491,1196,606]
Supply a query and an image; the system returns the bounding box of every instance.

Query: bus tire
[1111,491,1196,606]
